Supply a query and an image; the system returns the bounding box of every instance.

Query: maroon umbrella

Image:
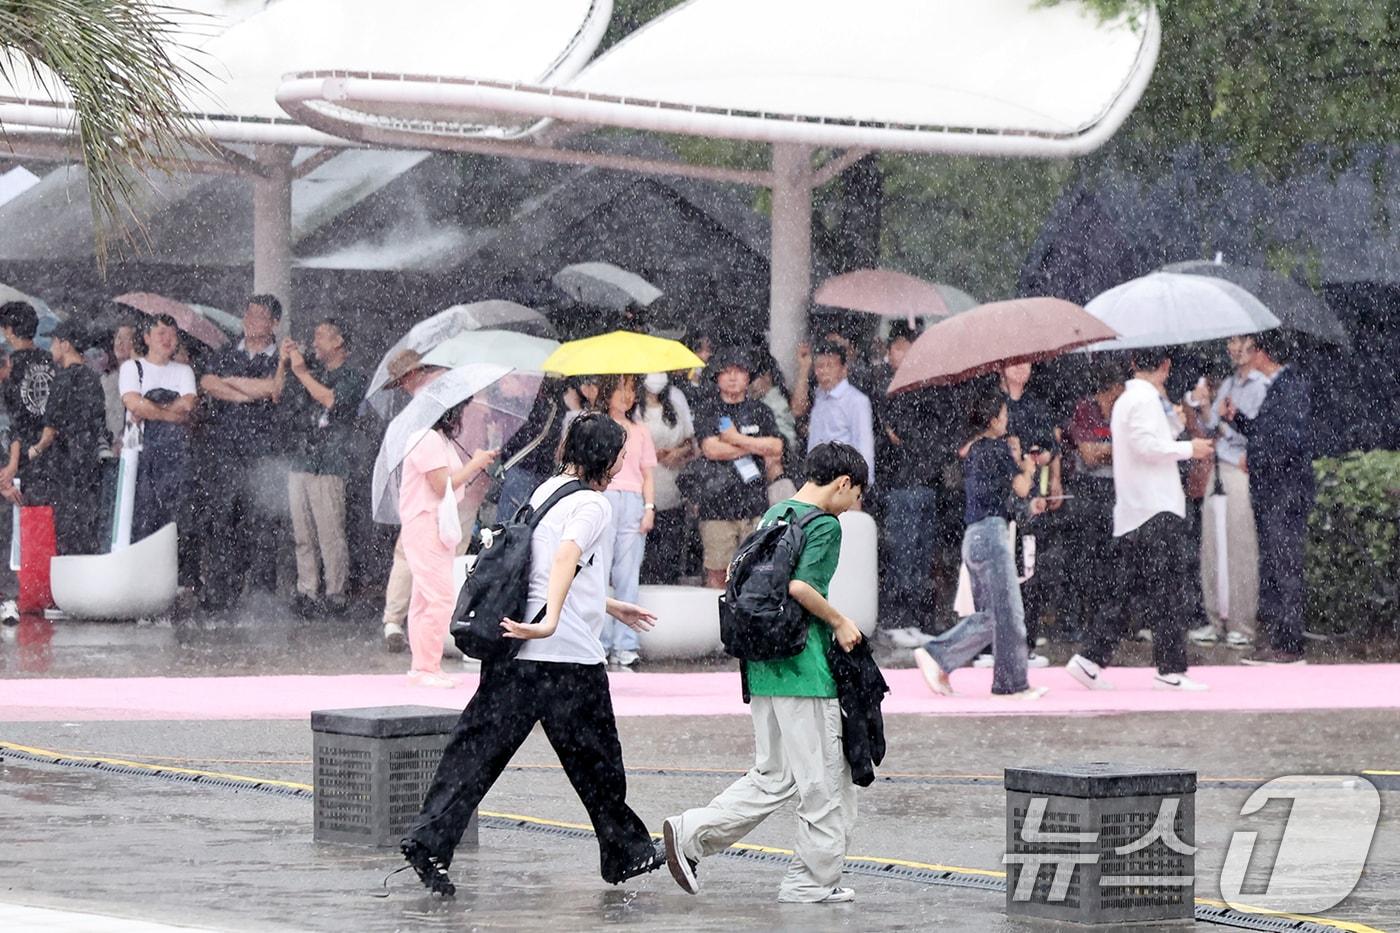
[114,292,230,350]
[887,297,1117,394]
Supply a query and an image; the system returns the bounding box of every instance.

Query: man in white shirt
[805,341,876,488]
[1067,348,1213,691]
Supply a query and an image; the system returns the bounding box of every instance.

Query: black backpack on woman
[450,480,586,660]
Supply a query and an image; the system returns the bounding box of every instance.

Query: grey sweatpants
[674,695,857,901]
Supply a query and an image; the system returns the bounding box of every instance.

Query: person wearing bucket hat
[29,320,106,554]
[691,346,785,588]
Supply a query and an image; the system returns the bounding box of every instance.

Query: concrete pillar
[252,144,294,328]
[768,143,813,387]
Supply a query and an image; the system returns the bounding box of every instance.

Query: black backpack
[450,479,587,661]
[718,507,836,661]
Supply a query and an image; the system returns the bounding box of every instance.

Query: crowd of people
[0,294,1317,691]
[0,296,369,621]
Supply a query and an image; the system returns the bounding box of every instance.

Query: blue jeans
[603,490,647,655]
[497,466,543,524]
[883,486,939,630]
[925,517,1030,694]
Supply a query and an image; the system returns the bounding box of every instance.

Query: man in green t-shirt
[662,442,867,904]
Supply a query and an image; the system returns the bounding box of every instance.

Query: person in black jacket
[1221,330,1314,665]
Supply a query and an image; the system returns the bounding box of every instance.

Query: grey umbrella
[552,262,662,312]
[1163,259,1350,347]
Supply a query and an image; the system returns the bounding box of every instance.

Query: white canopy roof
[280,0,1159,157]
[0,0,610,147]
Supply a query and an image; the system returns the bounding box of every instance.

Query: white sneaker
[971,653,994,668]
[1225,631,1252,649]
[1066,654,1115,690]
[995,686,1049,701]
[1188,625,1219,644]
[1153,672,1208,692]
[812,887,856,903]
[912,647,954,696]
[383,622,406,653]
[1026,652,1050,669]
[884,626,928,649]
[662,816,699,895]
[1136,628,1153,642]
[1034,636,1048,648]
[407,670,457,689]
[613,650,641,667]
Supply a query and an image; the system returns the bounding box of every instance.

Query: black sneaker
[1240,648,1307,666]
[400,839,455,896]
[291,594,321,619]
[324,594,350,616]
[609,841,665,884]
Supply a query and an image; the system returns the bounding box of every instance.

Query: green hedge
[1306,451,1400,636]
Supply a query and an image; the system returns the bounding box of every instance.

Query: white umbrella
[1083,273,1281,350]
[552,262,662,312]
[366,300,553,413]
[371,364,540,524]
[190,303,244,336]
[419,329,559,373]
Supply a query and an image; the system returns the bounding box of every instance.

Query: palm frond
[0,0,211,267]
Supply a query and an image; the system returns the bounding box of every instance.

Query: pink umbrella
[814,268,976,325]
[888,297,1117,394]
[114,292,231,350]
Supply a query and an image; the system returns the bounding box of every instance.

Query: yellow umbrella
[541,330,704,376]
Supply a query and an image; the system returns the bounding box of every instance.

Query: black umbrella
[1162,259,1350,347]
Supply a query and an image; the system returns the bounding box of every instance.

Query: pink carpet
[1,664,1397,721]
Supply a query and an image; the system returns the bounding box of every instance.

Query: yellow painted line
[1194,898,1387,933]
[0,741,313,792]
[3,741,1387,932]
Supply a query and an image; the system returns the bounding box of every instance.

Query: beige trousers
[287,472,348,599]
[1200,461,1258,637]
[675,695,857,902]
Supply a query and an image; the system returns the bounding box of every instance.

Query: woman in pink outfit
[398,399,497,687]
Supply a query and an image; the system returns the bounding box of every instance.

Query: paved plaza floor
[2,611,1397,931]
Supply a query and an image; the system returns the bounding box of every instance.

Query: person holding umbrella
[396,398,498,687]
[913,387,1049,700]
[590,373,657,669]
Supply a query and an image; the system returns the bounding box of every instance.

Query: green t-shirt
[745,500,843,699]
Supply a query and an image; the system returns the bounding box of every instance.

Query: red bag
[18,505,56,613]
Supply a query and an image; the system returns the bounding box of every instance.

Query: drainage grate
[0,748,1362,932]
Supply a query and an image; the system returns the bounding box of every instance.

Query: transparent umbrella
[419,329,560,372]
[366,300,553,414]
[371,364,540,524]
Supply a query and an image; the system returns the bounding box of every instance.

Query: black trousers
[1081,512,1190,675]
[194,454,279,607]
[407,660,655,882]
[1253,493,1307,655]
[1058,477,1117,639]
[639,507,687,584]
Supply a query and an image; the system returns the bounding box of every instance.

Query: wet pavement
[2,606,1398,930]
[2,712,1397,931]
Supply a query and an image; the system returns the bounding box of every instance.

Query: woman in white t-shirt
[119,315,198,541]
[402,412,665,896]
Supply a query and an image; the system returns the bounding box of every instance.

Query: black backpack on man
[450,480,586,660]
[718,507,836,661]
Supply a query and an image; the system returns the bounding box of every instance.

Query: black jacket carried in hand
[826,640,889,787]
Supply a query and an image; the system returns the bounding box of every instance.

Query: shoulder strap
[525,479,588,529]
[794,508,835,530]
[134,359,144,389]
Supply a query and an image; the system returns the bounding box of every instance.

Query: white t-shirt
[514,474,614,665]
[118,358,196,401]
